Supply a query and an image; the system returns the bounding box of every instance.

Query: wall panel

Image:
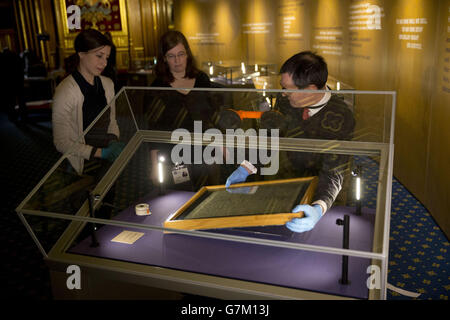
[346,0,390,91]
[240,0,277,65]
[14,0,57,67]
[174,0,309,71]
[425,0,450,237]
[127,0,145,64]
[309,0,350,82]
[174,0,243,67]
[275,0,311,68]
[387,0,438,204]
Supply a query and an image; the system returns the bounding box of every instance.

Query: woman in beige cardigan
[52,29,122,176]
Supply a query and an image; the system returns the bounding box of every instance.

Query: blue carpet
[353,155,449,300]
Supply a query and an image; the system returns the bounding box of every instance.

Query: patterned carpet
[0,111,57,299]
[354,155,450,300]
[388,179,450,299]
[1,111,448,300]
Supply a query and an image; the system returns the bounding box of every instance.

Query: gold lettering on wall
[276,0,309,69]
[348,1,385,61]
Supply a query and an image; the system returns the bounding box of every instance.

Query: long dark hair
[64,29,112,75]
[155,30,199,83]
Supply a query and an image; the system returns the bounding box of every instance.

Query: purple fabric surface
[69,190,376,299]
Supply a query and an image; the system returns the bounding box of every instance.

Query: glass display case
[16,85,396,300]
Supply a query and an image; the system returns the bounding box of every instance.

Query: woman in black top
[150,30,215,132]
[149,31,220,188]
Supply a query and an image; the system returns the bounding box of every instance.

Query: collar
[306,86,331,117]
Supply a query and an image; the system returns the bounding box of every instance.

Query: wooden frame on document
[164,176,318,231]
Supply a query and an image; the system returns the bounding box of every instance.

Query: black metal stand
[336,214,350,285]
[356,198,362,216]
[87,192,100,248]
[159,183,165,196]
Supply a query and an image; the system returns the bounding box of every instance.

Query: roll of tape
[135,203,151,216]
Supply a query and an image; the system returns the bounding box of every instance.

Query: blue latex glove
[225,166,250,188]
[101,141,125,162]
[225,186,258,194]
[285,204,323,233]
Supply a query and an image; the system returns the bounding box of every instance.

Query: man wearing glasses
[226,51,355,233]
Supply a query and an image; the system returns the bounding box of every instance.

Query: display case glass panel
[16,86,395,300]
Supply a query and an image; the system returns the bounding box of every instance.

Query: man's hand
[225,166,250,188]
[285,204,323,233]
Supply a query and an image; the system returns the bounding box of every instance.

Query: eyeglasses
[165,52,187,60]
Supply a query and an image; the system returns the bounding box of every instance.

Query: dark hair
[74,28,112,53]
[155,30,199,83]
[280,51,328,89]
[65,29,112,74]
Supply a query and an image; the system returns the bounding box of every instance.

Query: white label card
[111,230,144,244]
